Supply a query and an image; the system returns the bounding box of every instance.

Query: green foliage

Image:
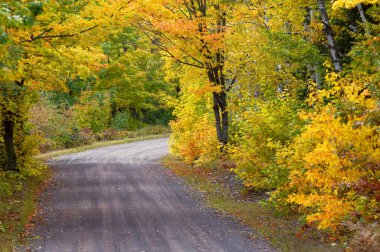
[0,161,47,250]
[0,1,42,29]
[71,91,112,133]
[0,2,174,248]
[47,77,95,109]
[98,28,176,125]
[111,111,138,130]
[29,96,74,150]
[228,98,303,190]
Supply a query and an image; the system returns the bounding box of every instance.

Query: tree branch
[22,25,99,43]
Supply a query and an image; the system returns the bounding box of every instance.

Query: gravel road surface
[30,138,276,252]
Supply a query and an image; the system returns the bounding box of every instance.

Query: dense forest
[1,0,379,249]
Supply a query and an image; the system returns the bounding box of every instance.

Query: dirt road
[30,138,276,252]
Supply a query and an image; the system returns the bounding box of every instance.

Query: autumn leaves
[0,0,379,245]
[148,0,380,241]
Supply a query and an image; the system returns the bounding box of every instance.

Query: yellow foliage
[274,74,380,231]
[333,0,380,9]
[169,67,220,165]
[170,113,219,165]
[71,91,112,133]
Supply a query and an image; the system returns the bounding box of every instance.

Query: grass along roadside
[37,133,170,161]
[162,156,343,252]
[0,164,49,252]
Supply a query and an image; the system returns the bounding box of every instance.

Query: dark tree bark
[303,7,312,31]
[3,113,18,171]
[202,4,230,146]
[208,67,229,145]
[1,79,25,172]
[187,2,231,146]
[317,0,342,72]
[212,91,228,145]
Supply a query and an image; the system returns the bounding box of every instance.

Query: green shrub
[111,110,138,130]
[71,91,112,133]
[228,98,303,190]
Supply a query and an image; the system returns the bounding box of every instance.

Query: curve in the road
[30,138,276,252]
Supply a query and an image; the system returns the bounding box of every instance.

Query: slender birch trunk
[317,0,342,72]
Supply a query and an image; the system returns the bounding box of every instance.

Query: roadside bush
[0,172,15,196]
[114,125,170,139]
[111,110,138,130]
[228,98,302,190]
[37,138,56,153]
[170,94,219,164]
[0,161,47,250]
[74,128,96,146]
[135,125,170,135]
[271,73,380,232]
[29,98,75,151]
[71,90,112,133]
[98,128,118,141]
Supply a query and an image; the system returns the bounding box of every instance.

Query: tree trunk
[207,65,229,146]
[212,89,228,145]
[357,4,371,35]
[3,114,18,171]
[314,65,322,89]
[220,92,228,145]
[303,7,323,89]
[1,79,25,172]
[317,0,342,72]
[303,7,312,31]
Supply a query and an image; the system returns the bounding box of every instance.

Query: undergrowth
[0,162,49,252]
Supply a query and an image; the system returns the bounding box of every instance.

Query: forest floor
[24,138,276,251]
